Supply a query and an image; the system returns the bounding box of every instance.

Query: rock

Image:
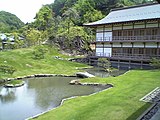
[17,77,23,80]
[76,72,95,78]
[7,78,14,81]
[70,80,81,85]
[26,64,32,68]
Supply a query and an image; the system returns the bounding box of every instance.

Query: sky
[0,0,54,23]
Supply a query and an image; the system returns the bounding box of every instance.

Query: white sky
[0,0,54,23]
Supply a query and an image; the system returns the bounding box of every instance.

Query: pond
[85,67,127,78]
[0,77,109,120]
[150,108,160,120]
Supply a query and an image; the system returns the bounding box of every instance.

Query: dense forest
[0,0,158,54]
[0,11,24,32]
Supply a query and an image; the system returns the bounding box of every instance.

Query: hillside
[0,11,24,32]
[0,45,88,82]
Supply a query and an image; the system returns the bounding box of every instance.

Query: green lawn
[32,70,160,120]
[0,45,88,81]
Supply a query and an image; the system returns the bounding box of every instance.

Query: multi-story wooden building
[84,3,160,69]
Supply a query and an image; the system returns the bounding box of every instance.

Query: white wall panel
[134,23,145,29]
[113,25,122,30]
[146,23,158,28]
[123,25,133,29]
[104,44,112,47]
[104,32,112,41]
[145,43,157,48]
[123,43,132,47]
[96,33,103,41]
[96,48,103,56]
[105,25,112,31]
[96,27,103,32]
[112,43,121,47]
[104,48,112,57]
[133,43,144,48]
[96,44,103,48]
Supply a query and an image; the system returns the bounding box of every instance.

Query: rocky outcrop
[69,79,113,87]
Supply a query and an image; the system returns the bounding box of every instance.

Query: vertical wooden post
[143,42,146,58]
[157,42,159,57]
[129,60,131,70]
[141,60,143,69]
[131,42,134,56]
[118,59,120,70]
[103,25,105,41]
[102,43,104,56]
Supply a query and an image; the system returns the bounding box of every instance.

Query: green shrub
[98,58,111,71]
[0,64,16,75]
[150,58,160,69]
[32,45,48,60]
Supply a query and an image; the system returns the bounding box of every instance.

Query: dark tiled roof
[84,3,160,26]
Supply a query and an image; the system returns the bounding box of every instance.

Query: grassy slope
[32,70,160,120]
[0,45,88,80]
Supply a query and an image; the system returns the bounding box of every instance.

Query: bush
[98,58,111,71]
[32,46,48,60]
[150,58,160,69]
[0,64,16,75]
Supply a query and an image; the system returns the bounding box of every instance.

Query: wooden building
[84,3,160,69]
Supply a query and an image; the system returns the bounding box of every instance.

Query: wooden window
[139,48,144,54]
[134,29,140,36]
[123,30,127,36]
[128,30,133,36]
[118,30,122,36]
[140,30,145,36]
[146,48,157,55]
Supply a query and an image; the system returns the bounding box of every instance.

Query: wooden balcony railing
[95,52,160,60]
[96,35,160,42]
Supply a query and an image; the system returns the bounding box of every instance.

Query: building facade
[85,3,160,69]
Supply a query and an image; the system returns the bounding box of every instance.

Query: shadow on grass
[126,103,151,120]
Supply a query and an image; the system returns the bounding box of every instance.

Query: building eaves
[84,3,160,26]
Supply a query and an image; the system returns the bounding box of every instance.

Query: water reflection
[0,87,16,104]
[0,77,109,120]
[85,67,127,78]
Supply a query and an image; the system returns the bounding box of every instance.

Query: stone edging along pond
[0,74,77,84]
[1,73,113,88]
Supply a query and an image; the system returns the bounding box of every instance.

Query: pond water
[150,108,160,120]
[85,67,127,78]
[0,77,109,120]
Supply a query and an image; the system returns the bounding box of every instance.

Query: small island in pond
[4,80,25,88]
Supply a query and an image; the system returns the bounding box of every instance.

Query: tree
[62,8,79,34]
[98,58,111,72]
[25,28,42,46]
[34,6,53,31]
